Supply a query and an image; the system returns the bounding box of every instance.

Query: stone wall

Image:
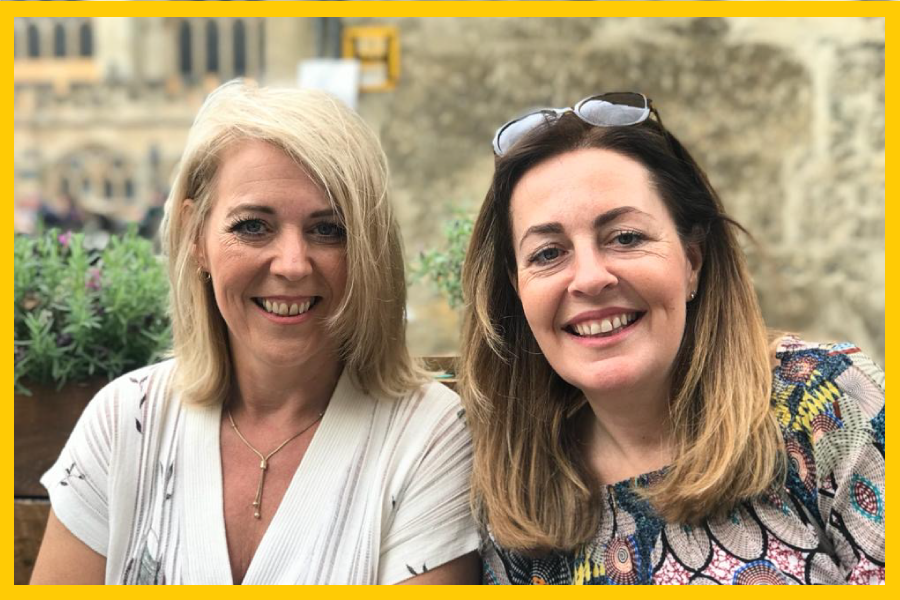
[14,17,884,366]
[348,17,884,365]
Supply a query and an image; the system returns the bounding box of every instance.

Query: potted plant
[14,226,171,583]
[412,214,474,386]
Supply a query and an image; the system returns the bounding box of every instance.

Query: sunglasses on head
[492,92,658,156]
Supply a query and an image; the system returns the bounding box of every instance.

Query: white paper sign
[298,59,361,110]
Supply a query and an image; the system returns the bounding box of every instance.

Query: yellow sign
[342,26,400,92]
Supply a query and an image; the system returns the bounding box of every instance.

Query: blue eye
[229,218,268,237]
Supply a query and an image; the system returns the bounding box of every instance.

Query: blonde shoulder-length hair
[459,114,785,552]
[161,80,427,407]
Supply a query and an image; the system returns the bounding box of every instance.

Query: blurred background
[13,17,885,365]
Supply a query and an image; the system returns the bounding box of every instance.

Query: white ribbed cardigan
[42,360,479,584]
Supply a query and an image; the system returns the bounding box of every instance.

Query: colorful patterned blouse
[482,338,885,584]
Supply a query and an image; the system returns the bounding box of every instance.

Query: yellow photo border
[8,2,889,592]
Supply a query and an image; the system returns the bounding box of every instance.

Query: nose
[269,234,313,281]
[567,246,617,297]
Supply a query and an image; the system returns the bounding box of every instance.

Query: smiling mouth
[252,297,320,317]
[565,312,645,338]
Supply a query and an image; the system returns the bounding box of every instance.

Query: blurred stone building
[13,17,884,364]
[14,17,271,229]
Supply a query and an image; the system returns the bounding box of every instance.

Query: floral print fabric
[482,338,885,584]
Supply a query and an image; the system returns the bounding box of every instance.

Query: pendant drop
[227,406,325,522]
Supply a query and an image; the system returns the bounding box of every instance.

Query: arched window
[179,20,192,76]
[103,179,113,199]
[206,20,219,73]
[53,23,66,58]
[78,21,93,57]
[233,20,246,76]
[27,23,40,58]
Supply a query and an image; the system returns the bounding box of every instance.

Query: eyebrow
[226,204,275,219]
[518,206,648,251]
[225,204,338,220]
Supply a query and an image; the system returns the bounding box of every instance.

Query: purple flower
[86,267,102,291]
[58,231,73,247]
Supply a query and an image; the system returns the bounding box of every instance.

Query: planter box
[15,378,107,584]
[15,379,108,498]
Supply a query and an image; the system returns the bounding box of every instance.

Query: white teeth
[570,312,638,337]
[260,299,314,316]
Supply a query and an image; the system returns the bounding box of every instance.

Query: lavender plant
[14,227,171,392]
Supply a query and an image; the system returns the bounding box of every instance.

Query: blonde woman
[31,81,479,585]
[461,93,885,584]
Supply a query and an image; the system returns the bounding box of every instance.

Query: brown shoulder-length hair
[459,113,784,552]
[161,80,427,407]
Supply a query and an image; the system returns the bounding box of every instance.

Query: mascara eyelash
[226,216,267,236]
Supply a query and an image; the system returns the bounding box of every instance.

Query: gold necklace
[226,407,324,519]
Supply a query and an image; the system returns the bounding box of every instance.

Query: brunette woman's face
[509,148,702,400]
[196,140,348,373]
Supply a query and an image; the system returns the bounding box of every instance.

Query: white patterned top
[41,359,479,584]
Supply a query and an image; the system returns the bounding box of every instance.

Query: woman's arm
[398,551,481,585]
[30,509,106,585]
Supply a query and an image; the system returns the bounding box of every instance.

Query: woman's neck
[227,348,343,429]
[581,385,673,486]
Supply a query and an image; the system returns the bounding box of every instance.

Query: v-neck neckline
[181,369,373,584]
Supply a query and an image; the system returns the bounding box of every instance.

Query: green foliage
[14,226,171,392]
[412,215,474,309]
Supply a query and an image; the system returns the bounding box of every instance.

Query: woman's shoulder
[771,335,884,448]
[366,380,469,452]
[413,379,464,411]
[381,379,464,420]
[99,359,177,399]
[772,336,884,400]
[85,359,179,425]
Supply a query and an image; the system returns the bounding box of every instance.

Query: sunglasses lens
[596,92,646,108]
[494,112,556,155]
[577,93,650,127]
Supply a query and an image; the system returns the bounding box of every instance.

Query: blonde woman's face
[197,140,348,374]
[509,148,701,402]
